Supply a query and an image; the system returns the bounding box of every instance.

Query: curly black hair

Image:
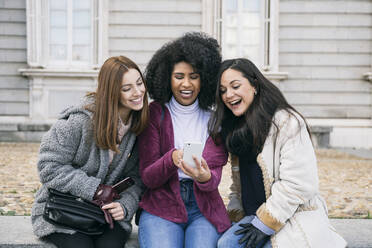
[145,32,221,110]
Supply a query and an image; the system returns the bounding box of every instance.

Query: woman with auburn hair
[137,32,230,248]
[31,55,148,248]
[209,58,346,248]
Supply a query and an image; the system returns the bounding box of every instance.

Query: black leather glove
[92,184,120,229]
[234,223,270,248]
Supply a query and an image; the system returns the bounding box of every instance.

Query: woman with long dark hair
[31,56,149,248]
[209,58,346,248]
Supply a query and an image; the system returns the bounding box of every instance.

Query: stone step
[0,216,139,248]
[0,122,333,149]
[0,216,372,248]
[0,123,51,142]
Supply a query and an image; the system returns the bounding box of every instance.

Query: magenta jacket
[138,101,231,233]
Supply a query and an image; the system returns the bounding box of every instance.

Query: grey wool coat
[31,103,144,238]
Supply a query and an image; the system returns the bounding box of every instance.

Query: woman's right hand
[172,149,183,166]
[178,157,211,183]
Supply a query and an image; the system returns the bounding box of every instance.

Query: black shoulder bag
[43,188,106,235]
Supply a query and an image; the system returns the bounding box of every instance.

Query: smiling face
[171,61,201,106]
[220,68,256,117]
[119,68,146,119]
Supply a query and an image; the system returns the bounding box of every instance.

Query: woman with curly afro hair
[137,32,230,248]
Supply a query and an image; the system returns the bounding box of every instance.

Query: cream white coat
[228,110,347,248]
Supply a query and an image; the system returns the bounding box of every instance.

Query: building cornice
[263,71,289,81]
[363,72,372,82]
[19,68,99,78]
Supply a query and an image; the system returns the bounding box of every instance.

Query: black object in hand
[234,223,269,248]
[112,177,135,193]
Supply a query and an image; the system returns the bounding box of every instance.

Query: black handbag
[43,188,106,235]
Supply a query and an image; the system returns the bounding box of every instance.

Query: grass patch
[0,210,16,216]
[366,211,371,219]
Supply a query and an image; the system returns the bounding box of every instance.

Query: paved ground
[0,142,371,219]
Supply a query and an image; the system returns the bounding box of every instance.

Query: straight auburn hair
[86,56,149,153]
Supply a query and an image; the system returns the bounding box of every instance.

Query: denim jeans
[138,179,220,248]
[217,215,272,248]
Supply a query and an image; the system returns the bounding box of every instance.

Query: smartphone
[183,142,203,168]
[112,177,135,193]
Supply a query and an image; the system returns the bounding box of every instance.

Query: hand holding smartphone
[182,142,203,168]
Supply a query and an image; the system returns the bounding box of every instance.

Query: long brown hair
[86,56,149,152]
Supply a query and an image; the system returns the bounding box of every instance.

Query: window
[222,0,271,70]
[223,0,261,63]
[49,0,92,66]
[203,0,285,78]
[26,0,104,69]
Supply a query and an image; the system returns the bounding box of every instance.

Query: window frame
[202,0,287,81]
[25,0,107,70]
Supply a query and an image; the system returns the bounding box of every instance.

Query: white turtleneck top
[165,96,211,179]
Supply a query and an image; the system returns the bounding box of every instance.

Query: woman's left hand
[178,156,211,183]
[234,223,270,248]
[102,202,125,221]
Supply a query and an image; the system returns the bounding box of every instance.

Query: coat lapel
[105,131,136,185]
